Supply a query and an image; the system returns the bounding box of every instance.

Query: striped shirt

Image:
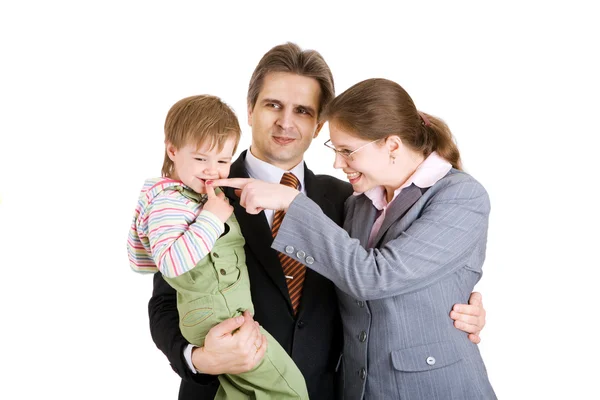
[127,177,224,278]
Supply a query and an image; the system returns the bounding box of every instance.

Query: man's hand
[209,178,299,215]
[202,183,234,223]
[192,311,267,374]
[450,292,486,344]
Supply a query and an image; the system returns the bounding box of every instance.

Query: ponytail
[418,111,462,170]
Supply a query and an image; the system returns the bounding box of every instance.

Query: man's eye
[297,108,308,114]
[218,161,230,164]
[194,158,206,161]
[340,150,352,156]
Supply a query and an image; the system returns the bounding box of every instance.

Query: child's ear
[165,142,178,161]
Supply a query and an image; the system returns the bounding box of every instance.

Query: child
[127,95,308,400]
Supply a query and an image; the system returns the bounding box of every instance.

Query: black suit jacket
[148,151,353,400]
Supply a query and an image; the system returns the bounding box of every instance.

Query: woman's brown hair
[322,78,462,169]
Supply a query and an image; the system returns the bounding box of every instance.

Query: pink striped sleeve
[145,191,224,278]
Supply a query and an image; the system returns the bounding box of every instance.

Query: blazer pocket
[391,341,462,372]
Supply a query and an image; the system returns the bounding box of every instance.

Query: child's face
[167,137,236,194]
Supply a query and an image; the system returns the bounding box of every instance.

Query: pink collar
[362,152,452,211]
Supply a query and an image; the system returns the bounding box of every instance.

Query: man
[148,42,486,400]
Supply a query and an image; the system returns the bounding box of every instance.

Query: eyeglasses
[323,139,380,161]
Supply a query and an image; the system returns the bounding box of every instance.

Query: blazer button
[426,356,436,366]
[219,269,226,275]
[296,250,306,259]
[357,300,365,308]
[213,252,219,258]
[297,320,305,329]
[285,245,295,254]
[305,256,315,265]
[359,331,367,342]
[359,368,367,380]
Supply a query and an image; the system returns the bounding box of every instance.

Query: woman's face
[328,124,393,194]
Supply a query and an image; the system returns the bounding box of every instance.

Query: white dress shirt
[244,148,306,228]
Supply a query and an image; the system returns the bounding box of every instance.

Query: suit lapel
[302,166,329,219]
[370,184,422,247]
[225,151,291,306]
[348,195,378,248]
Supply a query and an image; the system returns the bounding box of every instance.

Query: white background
[1,1,598,399]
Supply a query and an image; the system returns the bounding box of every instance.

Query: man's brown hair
[247,42,335,120]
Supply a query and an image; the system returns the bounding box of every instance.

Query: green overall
[163,188,308,400]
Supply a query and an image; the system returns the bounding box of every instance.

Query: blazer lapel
[370,184,422,247]
[224,151,291,305]
[348,195,378,248]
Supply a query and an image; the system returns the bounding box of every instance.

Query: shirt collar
[244,147,305,191]
[362,151,452,210]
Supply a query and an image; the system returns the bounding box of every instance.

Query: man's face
[248,72,323,170]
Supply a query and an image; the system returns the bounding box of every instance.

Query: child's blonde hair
[162,95,241,178]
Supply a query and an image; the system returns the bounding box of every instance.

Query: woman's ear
[386,135,403,154]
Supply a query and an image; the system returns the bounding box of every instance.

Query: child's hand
[203,182,234,223]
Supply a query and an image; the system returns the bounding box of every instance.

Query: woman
[211,78,496,399]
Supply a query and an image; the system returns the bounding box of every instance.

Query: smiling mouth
[194,177,210,187]
[273,136,295,145]
[195,177,219,183]
[347,172,362,184]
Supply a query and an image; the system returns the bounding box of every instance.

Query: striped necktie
[271,172,305,315]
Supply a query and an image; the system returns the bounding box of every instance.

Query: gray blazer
[272,169,496,399]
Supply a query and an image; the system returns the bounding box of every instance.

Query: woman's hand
[208,178,300,214]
